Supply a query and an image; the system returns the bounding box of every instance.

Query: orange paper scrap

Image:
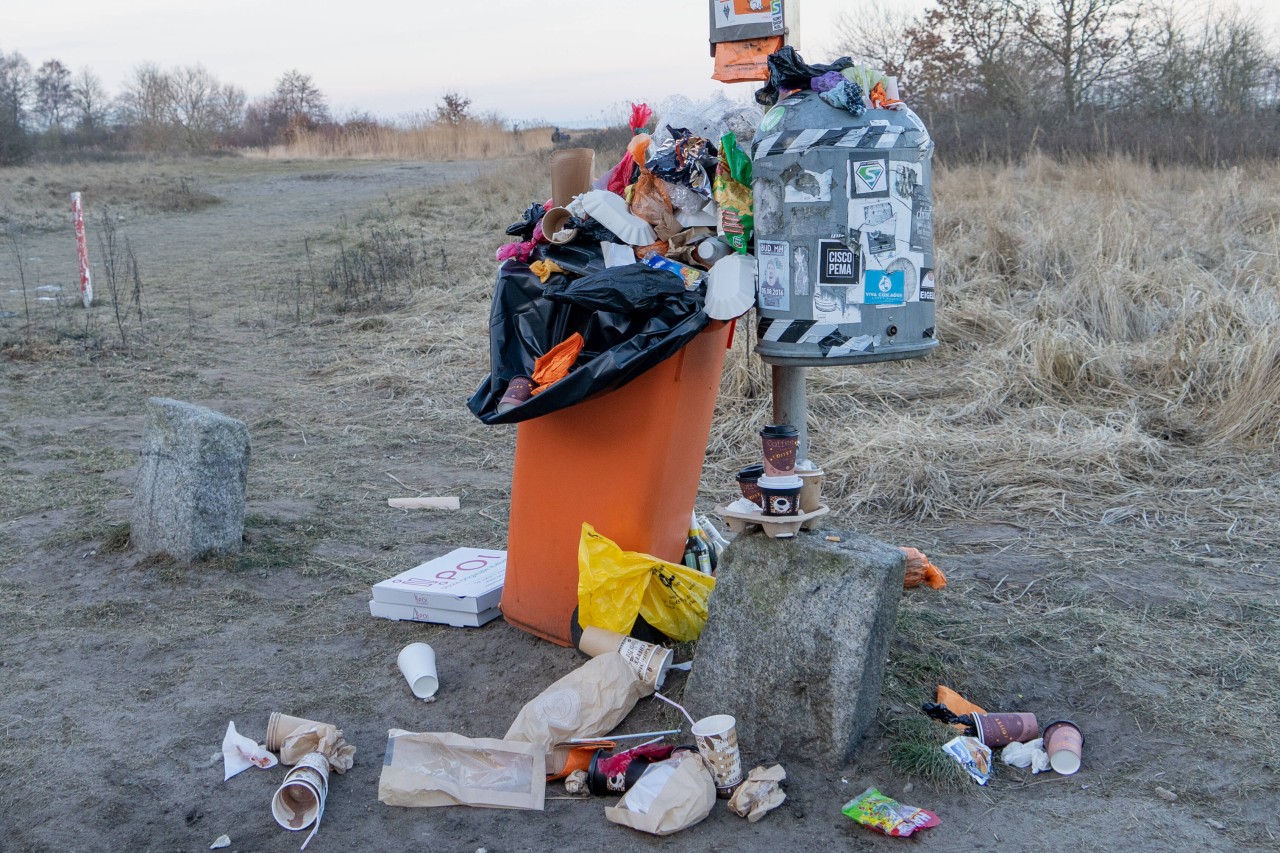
[713,37,785,84]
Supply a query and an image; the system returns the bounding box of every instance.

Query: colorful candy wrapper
[841,787,940,837]
[642,252,705,289]
[943,735,993,785]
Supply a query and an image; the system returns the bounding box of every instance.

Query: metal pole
[771,364,808,461]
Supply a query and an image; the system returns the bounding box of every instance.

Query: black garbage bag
[467,262,710,425]
[505,201,547,239]
[755,46,854,107]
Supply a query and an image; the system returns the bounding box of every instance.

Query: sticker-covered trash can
[501,322,731,646]
[751,89,938,365]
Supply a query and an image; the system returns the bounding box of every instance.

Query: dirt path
[0,157,1275,852]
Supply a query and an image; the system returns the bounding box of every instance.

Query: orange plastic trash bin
[501,322,731,645]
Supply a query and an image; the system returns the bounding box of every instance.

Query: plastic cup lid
[757,474,802,489]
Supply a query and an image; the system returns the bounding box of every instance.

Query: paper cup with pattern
[691,714,743,797]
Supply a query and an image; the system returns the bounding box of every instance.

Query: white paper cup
[690,714,743,797]
[397,642,439,699]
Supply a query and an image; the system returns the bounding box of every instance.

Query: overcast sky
[7,0,921,125]
[8,0,1276,126]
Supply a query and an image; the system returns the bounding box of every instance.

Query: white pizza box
[371,548,506,613]
[368,600,502,628]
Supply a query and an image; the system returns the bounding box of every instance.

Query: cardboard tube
[578,625,626,657]
[539,206,579,245]
[550,148,594,208]
[266,713,327,752]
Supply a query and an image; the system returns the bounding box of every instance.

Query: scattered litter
[942,736,992,785]
[266,713,356,774]
[934,686,986,726]
[900,547,946,589]
[271,751,329,850]
[842,787,940,837]
[1154,786,1178,802]
[564,770,591,796]
[505,652,654,775]
[825,535,842,542]
[370,548,505,628]
[727,764,786,822]
[221,720,278,781]
[210,835,231,849]
[604,751,717,835]
[397,642,439,699]
[386,497,459,510]
[901,782,913,794]
[726,496,763,514]
[1002,738,1050,773]
[568,729,680,744]
[1205,818,1226,831]
[378,731,545,810]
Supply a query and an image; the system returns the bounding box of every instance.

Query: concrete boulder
[684,529,905,769]
[131,398,250,562]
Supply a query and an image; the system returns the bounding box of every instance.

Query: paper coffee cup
[578,626,673,688]
[972,712,1039,748]
[397,642,439,699]
[271,751,330,832]
[539,206,578,245]
[735,463,765,506]
[691,714,743,797]
[1042,720,1084,775]
[760,424,799,476]
[266,713,327,752]
[757,474,802,517]
[797,469,824,512]
[550,148,594,208]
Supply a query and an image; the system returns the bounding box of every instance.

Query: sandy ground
[0,157,1276,852]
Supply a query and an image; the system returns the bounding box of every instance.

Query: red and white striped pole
[70,191,92,308]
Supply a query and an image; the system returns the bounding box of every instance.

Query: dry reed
[254,122,556,161]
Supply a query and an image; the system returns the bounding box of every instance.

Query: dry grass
[254,121,556,161]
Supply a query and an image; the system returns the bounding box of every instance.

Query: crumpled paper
[728,764,787,822]
[222,721,278,780]
[1002,737,1051,773]
[280,723,356,774]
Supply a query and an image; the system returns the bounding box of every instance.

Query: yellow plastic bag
[577,523,715,643]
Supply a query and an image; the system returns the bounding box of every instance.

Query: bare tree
[116,62,174,147]
[0,48,33,164]
[33,59,72,131]
[833,8,919,77]
[1011,0,1137,114]
[69,66,110,132]
[170,64,219,147]
[435,91,473,125]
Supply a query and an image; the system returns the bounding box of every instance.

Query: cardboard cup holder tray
[715,504,830,539]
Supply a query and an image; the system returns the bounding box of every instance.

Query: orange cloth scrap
[530,332,585,395]
[529,259,565,283]
[900,547,946,589]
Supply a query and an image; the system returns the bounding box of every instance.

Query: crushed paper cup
[271,751,330,850]
[222,720,278,780]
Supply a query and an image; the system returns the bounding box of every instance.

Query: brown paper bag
[604,752,716,835]
[505,652,654,775]
[377,730,545,811]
